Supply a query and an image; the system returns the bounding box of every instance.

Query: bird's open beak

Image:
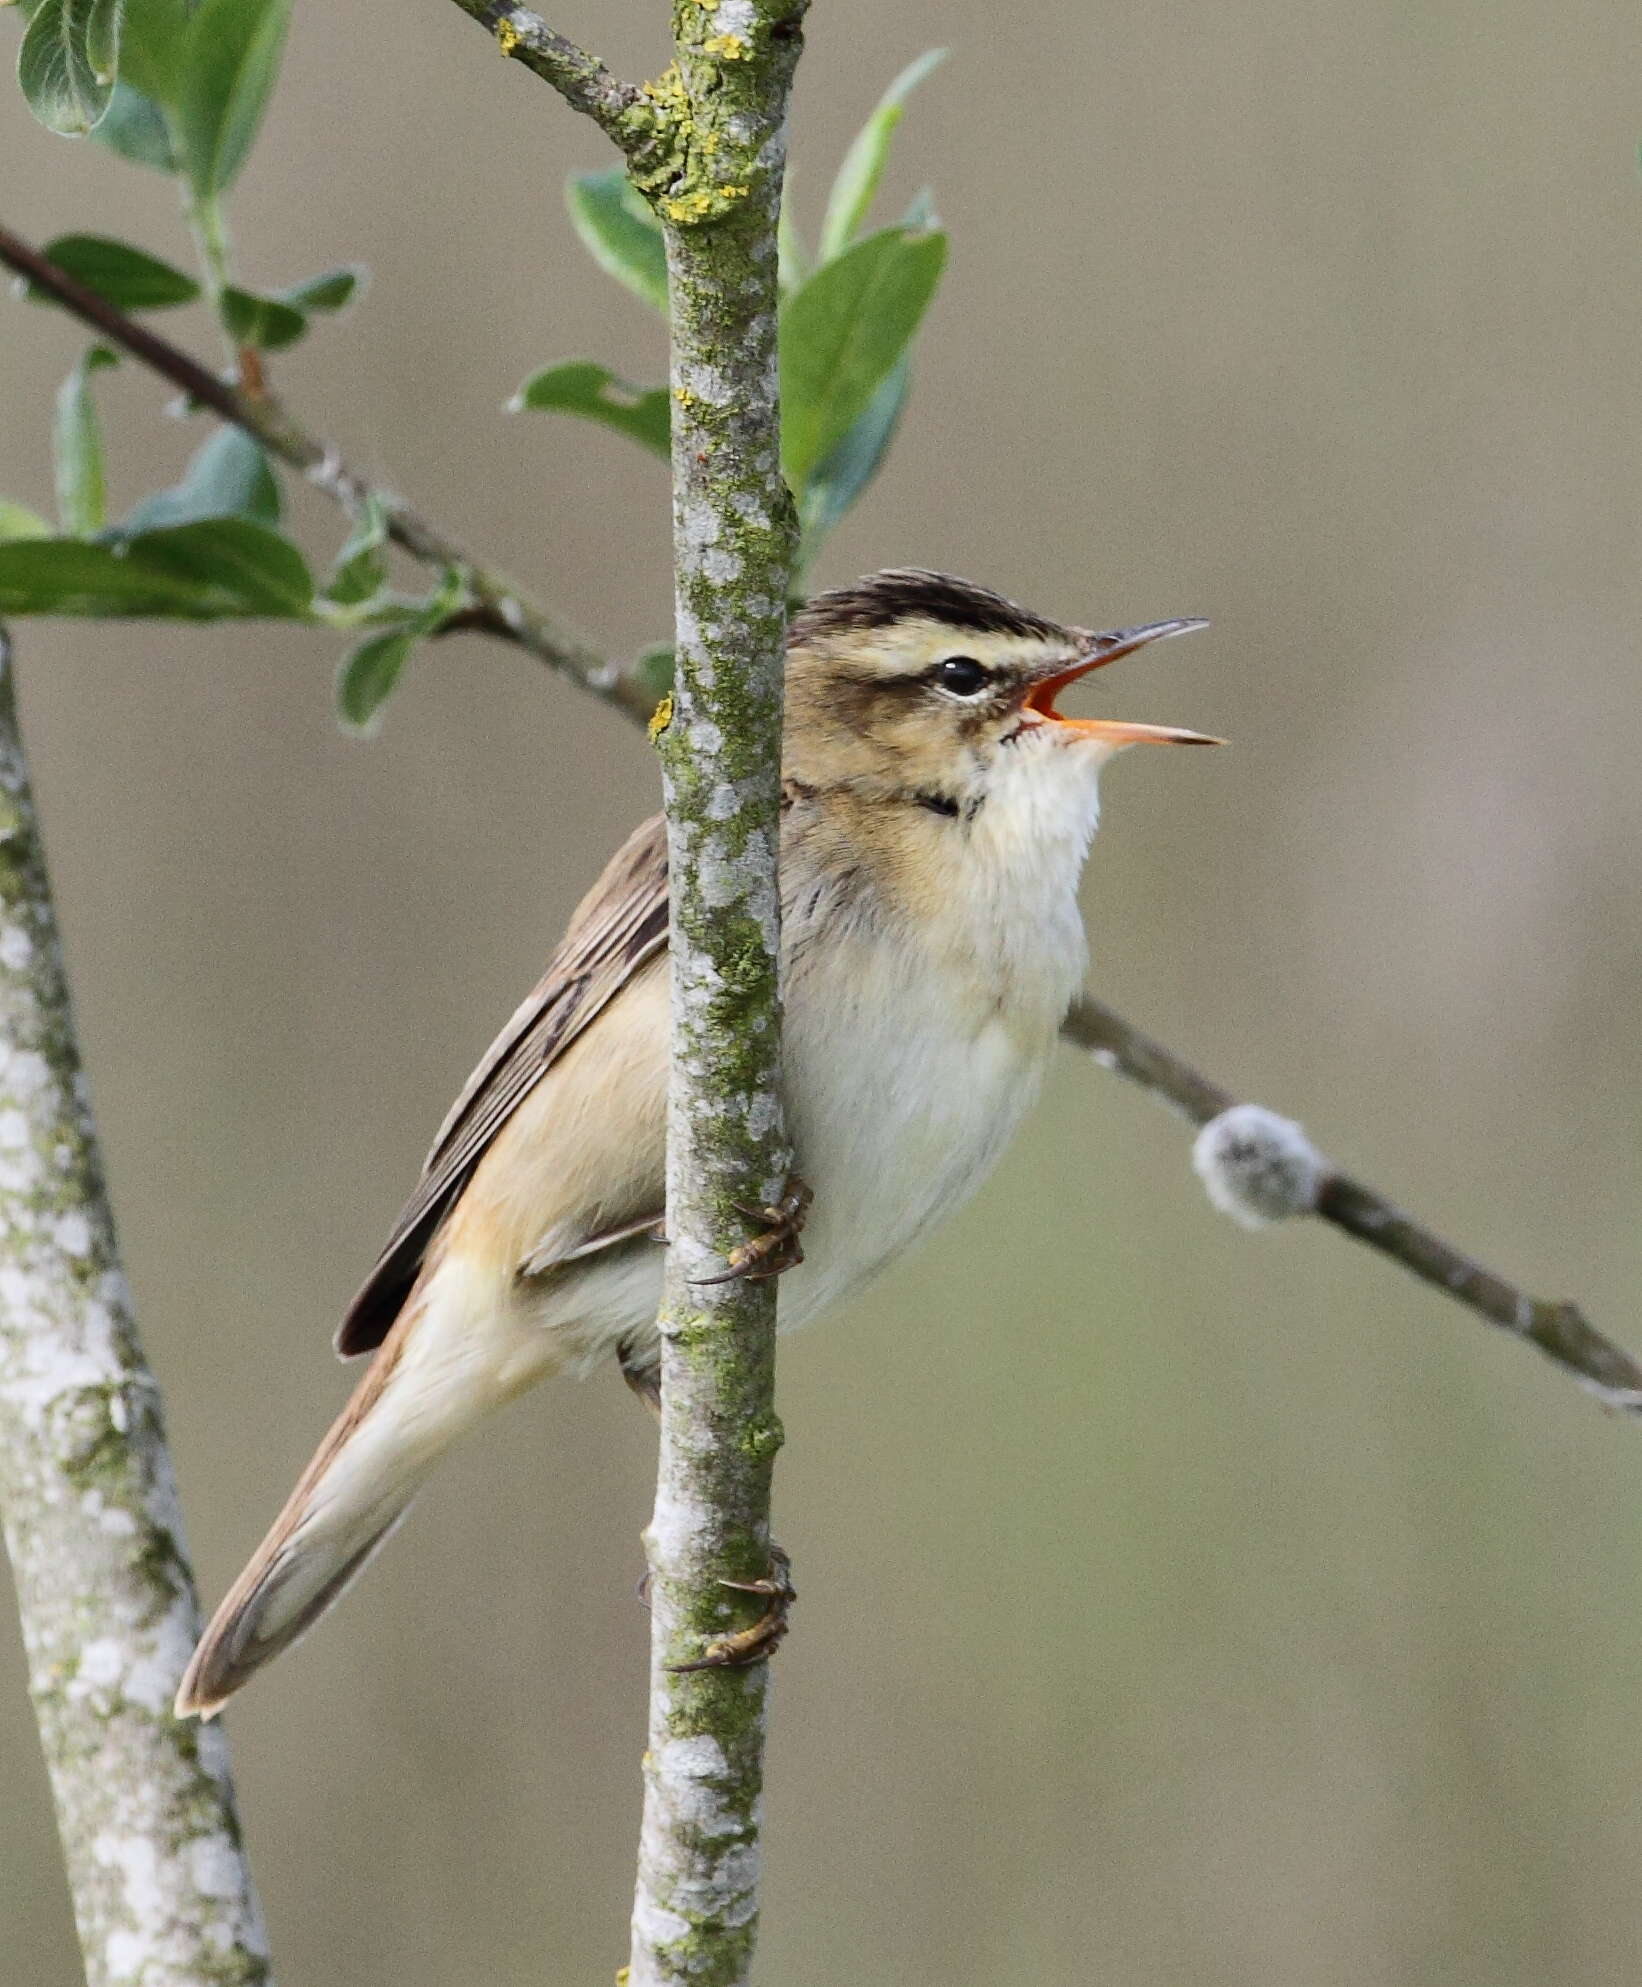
[1023,618,1221,746]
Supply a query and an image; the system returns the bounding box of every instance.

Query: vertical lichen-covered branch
[0,630,272,1987]
[629,6,807,1982]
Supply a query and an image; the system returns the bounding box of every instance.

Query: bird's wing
[334,814,669,1356]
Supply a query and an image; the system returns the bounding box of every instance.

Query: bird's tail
[176,1255,528,1719]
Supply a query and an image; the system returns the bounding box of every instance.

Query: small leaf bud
[1192,1104,1327,1229]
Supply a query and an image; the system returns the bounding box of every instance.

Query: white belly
[532,795,1092,1373]
[533,932,1066,1378]
[542,981,1053,1366]
[773,946,1057,1328]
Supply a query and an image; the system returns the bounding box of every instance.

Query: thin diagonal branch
[1061,994,1642,1412]
[442,3,644,147]
[7,222,1631,1422]
[0,220,652,726]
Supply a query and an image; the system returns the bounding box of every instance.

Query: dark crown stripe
[791,569,1065,644]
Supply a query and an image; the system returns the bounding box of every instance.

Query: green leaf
[278,264,363,313]
[214,269,357,348]
[817,49,946,263]
[323,494,388,607]
[0,519,313,618]
[29,235,200,310]
[335,565,465,735]
[779,227,946,493]
[84,0,117,77]
[511,361,671,460]
[174,0,292,195]
[220,284,307,350]
[116,0,196,101]
[335,626,416,734]
[17,0,121,135]
[116,425,281,534]
[90,79,180,172]
[0,539,221,616]
[122,517,313,614]
[53,346,118,537]
[0,503,53,543]
[565,169,668,315]
[798,354,909,559]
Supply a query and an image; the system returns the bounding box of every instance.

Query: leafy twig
[0,218,651,724]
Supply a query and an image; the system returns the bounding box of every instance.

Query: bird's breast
[773,919,1069,1328]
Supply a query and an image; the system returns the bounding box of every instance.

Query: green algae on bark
[629,5,808,1984]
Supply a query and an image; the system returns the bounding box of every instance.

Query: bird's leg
[695,1174,813,1285]
[667,1546,796,1672]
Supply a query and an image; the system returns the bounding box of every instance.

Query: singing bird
[178,570,1215,1718]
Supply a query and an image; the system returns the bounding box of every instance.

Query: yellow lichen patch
[660,184,751,223]
[494,16,520,56]
[640,64,689,111]
[703,32,748,59]
[648,693,674,743]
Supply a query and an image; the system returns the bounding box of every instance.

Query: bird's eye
[932,656,991,698]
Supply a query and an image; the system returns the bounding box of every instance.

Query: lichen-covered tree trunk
[0,631,271,1987]
[628,6,807,1984]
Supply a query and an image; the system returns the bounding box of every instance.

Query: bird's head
[784,570,1217,829]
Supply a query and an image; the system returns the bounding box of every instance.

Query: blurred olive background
[4,3,1642,1982]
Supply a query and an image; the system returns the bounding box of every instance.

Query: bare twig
[0,220,652,726]
[1062,994,1642,1411]
[442,3,644,145]
[1061,992,1236,1125]
[0,627,273,1987]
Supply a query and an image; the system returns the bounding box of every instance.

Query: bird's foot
[696,1174,813,1285]
[668,1546,796,1673]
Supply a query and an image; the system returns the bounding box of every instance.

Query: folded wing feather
[334,814,670,1355]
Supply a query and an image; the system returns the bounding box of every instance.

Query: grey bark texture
[0,630,272,1987]
[628,6,808,1983]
